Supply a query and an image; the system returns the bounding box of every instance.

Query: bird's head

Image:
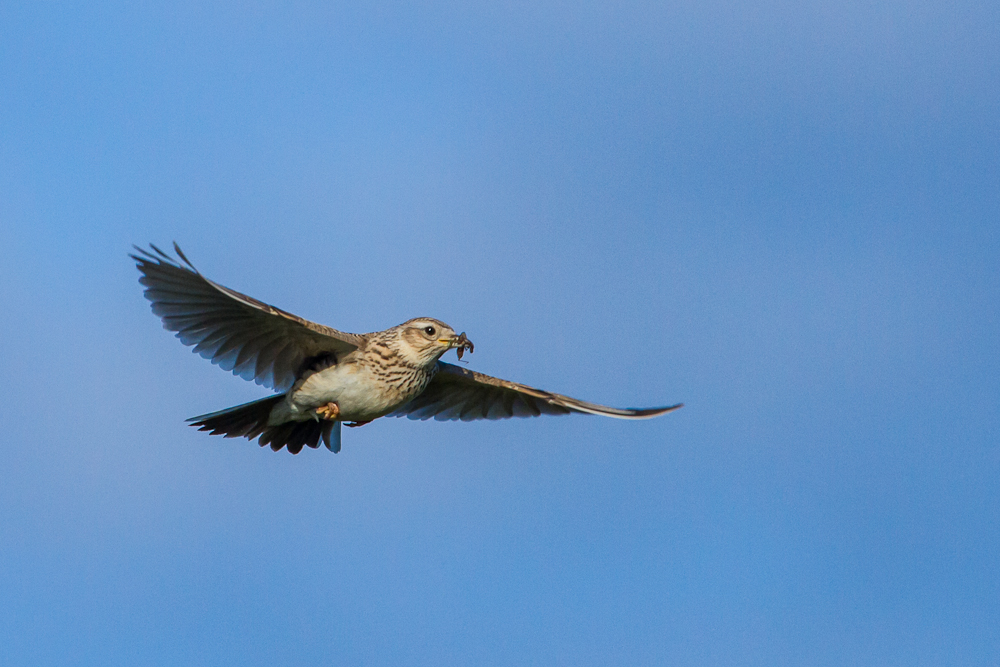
[394,318,474,366]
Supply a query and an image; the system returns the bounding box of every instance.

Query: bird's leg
[345,420,372,428]
[316,402,340,420]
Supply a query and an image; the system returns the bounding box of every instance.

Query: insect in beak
[452,332,474,360]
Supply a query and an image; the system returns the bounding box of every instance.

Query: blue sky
[1,1,998,664]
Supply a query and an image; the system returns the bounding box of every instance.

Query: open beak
[439,332,474,360]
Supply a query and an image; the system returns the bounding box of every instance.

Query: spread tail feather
[188,395,341,454]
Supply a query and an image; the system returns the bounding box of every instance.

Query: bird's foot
[316,402,341,420]
[345,420,372,428]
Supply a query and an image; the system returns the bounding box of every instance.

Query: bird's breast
[289,360,432,421]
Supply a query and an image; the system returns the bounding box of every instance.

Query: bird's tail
[188,395,342,454]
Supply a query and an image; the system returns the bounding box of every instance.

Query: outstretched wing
[391,361,683,421]
[132,243,365,392]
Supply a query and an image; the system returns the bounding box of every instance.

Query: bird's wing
[132,243,365,392]
[390,361,683,421]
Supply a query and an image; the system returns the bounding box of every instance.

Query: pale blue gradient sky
[1,1,998,665]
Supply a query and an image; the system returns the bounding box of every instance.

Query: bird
[131,243,683,454]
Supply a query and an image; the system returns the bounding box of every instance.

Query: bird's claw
[316,402,340,420]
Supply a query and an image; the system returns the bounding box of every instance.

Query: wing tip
[619,402,684,419]
[564,400,684,419]
[171,242,198,272]
[648,402,684,416]
[129,242,198,273]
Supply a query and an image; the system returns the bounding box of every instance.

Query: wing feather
[132,243,364,391]
[391,362,683,421]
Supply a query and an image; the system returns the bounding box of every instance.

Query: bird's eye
[424,326,436,336]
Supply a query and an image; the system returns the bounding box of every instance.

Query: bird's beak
[440,332,474,360]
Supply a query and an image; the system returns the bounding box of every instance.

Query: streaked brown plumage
[132,243,682,454]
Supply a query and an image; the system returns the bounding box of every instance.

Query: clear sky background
[1,1,998,665]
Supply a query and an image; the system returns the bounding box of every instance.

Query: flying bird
[132,243,682,454]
